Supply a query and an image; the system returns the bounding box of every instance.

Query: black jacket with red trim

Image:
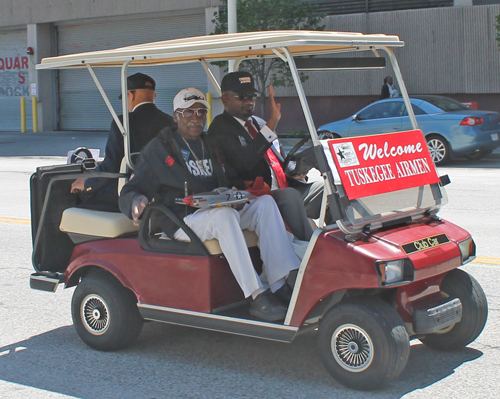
[119,126,244,237]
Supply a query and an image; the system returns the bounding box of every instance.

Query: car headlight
[458,237,476,264]
[375,259,414,286]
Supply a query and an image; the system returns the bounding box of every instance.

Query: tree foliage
[212,0,325,100]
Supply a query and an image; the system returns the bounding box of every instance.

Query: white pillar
[227,0,237,72]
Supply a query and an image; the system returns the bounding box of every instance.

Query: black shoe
[249,290,287,322]
[274,283,293,306]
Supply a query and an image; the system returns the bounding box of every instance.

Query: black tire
[317,298,410,391]
[426,135,450,165]
[419,269,487,351]
[318,131,341,140]
[71,270,143,351]
[465,149,493,161]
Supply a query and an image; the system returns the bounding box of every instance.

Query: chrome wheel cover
[427,139,446,163]
[332,324,374,372]
[80,294,110,335]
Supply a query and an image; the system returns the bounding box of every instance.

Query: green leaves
[211,0,325,101]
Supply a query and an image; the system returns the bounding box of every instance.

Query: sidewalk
[0,131,108,157]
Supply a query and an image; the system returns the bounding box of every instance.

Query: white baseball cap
[173,88,211,111]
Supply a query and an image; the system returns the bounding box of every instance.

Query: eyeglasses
[175,108,208,118]
[224,93,260,101]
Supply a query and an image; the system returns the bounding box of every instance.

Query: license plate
[491,133,499,141]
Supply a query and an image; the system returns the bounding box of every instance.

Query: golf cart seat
[171,229,258,255]
[59,154,141,243]
[59,207,138,242]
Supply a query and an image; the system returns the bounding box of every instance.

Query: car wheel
[465,149,493,161]
[71,269,143,351]
[318,131,341,140]
[426,135,449,165]
[317,298,409,391]
[419,269,487,351]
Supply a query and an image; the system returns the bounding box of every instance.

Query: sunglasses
[225,93,260,101]
[175,108,208,118]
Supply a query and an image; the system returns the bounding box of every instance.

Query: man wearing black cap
[207,71,323,241]
[71,72,175,211]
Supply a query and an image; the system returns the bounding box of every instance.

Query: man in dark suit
[71,72,175,211]
[207,71,323,241]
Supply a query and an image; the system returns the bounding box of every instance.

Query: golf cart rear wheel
[426,135,450,165]
[419,269,487,351]
[317,298,409,391]
[71,269,143,351]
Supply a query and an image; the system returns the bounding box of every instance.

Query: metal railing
[310,0,453,15]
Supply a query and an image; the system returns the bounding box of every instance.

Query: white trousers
[173,195,300,298]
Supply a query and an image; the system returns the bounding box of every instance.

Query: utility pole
[227,0,237,72]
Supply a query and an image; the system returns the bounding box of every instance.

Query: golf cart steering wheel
[283,136,311,175]
[70,147,93,164]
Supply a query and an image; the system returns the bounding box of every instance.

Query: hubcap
[427,139,446,163]
[331,324,374,372]
[81,294,110,335]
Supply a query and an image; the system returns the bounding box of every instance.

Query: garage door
[0,29,33,131]
[57,13,207,130]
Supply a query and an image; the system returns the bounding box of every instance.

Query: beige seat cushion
[162,228,258,255]
[201,229,258,255]
[60,207,138,237]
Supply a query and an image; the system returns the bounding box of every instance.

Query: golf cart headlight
[458,237,476,264]
[376,259,412,286]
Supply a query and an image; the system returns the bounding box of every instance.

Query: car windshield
[419,97,470,112]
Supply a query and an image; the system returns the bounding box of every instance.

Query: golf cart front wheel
[317,298,410,391]
[419,269,487,351]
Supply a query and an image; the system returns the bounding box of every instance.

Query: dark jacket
[207,110,304,188]
[380,84,390,100]
[119,127,244,238]
[80,103,175,211]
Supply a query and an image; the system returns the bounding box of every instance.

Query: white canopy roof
[36,30,403,70]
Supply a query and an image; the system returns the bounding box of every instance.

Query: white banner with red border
[321,130,440,200]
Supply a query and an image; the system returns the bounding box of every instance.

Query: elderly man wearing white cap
[119,88,300,322]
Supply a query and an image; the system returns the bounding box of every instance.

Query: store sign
[328,130,440,199]
[0,45,29,97]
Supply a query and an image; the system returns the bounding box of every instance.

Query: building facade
[0,0,499,133]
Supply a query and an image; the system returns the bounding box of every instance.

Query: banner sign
[327,130,440,200]
[0,45,29,97]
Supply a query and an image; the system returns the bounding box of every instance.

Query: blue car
[317,95,500,165]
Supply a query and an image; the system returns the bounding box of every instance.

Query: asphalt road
[0,133,499,398]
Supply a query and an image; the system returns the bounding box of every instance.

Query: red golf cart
[29,31,487,391]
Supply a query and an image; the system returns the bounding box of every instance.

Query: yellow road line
[472,258,500,265]
[0,217,31,225]
[1,216,500,266]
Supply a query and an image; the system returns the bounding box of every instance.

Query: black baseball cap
[118,72,156,99]
[221,71,258,94]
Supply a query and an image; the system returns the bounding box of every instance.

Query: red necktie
[245,119,288,189]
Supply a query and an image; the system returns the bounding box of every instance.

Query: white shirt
[132,101,154,112]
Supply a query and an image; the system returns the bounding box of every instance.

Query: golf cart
[29,31,487,391]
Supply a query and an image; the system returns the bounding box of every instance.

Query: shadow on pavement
[0,322,483,399]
